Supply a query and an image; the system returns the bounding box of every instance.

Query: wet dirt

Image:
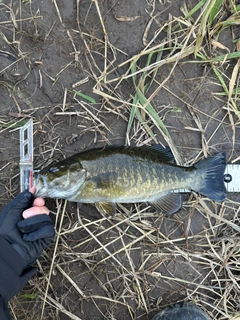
[0,0,240,319]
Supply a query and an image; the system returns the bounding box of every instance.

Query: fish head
[34,160,86,199]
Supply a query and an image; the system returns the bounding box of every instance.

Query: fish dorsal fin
[95,202,116,216]
[149,193,182,215]
[141,145,175,163]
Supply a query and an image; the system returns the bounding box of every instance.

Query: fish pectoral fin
[95,202,116,216]
[91,172,116,190]
[149,193,182,215]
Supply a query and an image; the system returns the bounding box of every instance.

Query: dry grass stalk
[1,0,240,319]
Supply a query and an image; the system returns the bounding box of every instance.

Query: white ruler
[19,119,33,192]
[224,164,240,192]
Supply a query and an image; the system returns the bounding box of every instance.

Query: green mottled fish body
[34,145,226,215]
[76,150,193,202]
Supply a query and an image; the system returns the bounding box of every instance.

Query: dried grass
[0,0,240,319]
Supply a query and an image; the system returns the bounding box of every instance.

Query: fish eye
[49,167,59,173]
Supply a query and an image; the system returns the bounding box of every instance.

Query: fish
[34,145,227,215]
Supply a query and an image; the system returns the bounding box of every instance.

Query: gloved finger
[22,206,50,219]
[22,224,55,241]
[0,190,34,225]
[17,214,53,234]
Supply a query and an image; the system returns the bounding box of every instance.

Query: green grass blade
[208,0,224,26]
[144,50,164,94]
[212,65,229,93]
[135,87,182,164]
[195,0,218,55]
[229,0,240,14]
[73,90,96,103]
[213,88,240,96]
[138,51,154,92]
[125,95,139,145]
[212,65,240,117]
[18,292,38,299]
[130,58,138,87]
[197,51,240,63]
[135,108,158,143]
[212,15,240,36]
[184,0,208,19]
[136,88,169,137]
[126,49,165,145]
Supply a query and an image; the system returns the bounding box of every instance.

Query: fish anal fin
[95,202,116,216]
[149,193,182,215]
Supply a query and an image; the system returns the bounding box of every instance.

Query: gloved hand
[0,189,55,269]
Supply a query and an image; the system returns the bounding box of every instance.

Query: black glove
[0,190,55,269]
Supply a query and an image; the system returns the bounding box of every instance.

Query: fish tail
[194,153,226,202]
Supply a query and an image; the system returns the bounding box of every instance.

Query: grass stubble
[1,0,240,319]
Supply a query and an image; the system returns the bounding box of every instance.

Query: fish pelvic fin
[194,153,226,202]
[95,202,116,216]
[149,193,182,215]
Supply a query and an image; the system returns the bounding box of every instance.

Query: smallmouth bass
[34,145,227,215]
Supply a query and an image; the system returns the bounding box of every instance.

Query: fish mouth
[33,172,47,197]
[33,172,40,188]
[33,172,80,199]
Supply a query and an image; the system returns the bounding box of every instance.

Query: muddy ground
[0,0,240,319]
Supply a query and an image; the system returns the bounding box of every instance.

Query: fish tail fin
[194,153,226,202]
